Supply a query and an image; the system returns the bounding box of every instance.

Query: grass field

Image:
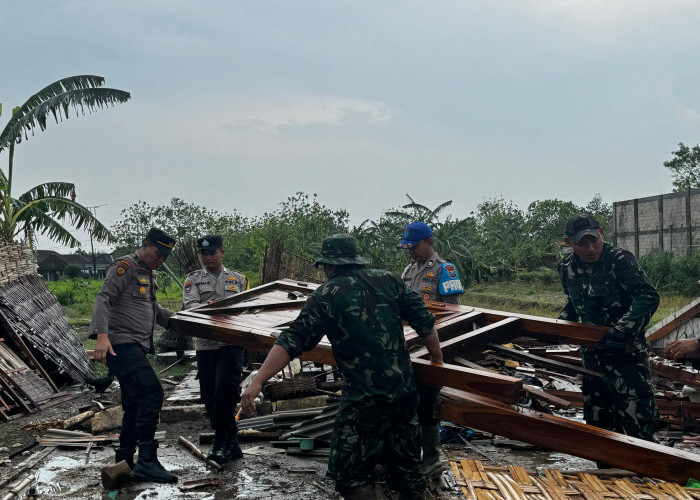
[461,281,691,327]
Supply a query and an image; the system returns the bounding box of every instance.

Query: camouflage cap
[565,213,601,244]
[313,234,370,267]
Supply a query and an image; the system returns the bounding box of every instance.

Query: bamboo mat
[451,460,700,500]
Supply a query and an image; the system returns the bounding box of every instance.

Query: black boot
[131,441,177,484]
[221,429,243,463]
[114,447,135,469]
[208,428,226,463]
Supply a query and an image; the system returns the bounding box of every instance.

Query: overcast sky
[2,1,699,252]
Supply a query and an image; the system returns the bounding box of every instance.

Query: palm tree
[0,75,130,248]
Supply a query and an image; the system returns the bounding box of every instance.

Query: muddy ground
[0,380,611,500]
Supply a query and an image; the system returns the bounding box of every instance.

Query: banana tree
[0,75,130,248]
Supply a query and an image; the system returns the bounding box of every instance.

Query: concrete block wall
[613,188,699,257]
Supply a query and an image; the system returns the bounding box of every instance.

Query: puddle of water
[35,454,87,497]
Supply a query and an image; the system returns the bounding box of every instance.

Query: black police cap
[145,227,176,255]
[197,234,223,252]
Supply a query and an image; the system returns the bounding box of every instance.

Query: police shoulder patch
[116,265,127,276]
[439,263,463,296]
[184,280,192,293]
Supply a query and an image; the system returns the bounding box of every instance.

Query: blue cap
[396,222,432,249]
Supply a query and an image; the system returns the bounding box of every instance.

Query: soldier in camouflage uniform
[558,214,659,442]
[241,234,443,500]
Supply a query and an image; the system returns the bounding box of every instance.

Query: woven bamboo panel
[0,241,38,286]
[0,340,54,418]
[0,274,92,383]
[451,460,700,500]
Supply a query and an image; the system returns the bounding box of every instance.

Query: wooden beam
[173,312,524,403]
[413,317,522,360]
[411,359,522,404]
[649,356,700,388]
[437,388,700,484]
[485,343,603,379]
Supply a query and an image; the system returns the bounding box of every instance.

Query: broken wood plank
[647,298,700,343]
[485,343,603,379]
[649,356,700,388]
[437,387,700,484]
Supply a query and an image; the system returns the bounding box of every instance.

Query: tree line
[111,192,614,287]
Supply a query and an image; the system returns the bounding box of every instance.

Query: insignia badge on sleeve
[422,293,431,301]
[439,263,463,296]
[117,266,127,276]
[184,281,192,293]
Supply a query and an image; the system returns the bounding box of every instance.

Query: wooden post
[101,460,131,489]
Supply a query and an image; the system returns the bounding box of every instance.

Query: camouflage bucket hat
[313,234,370,267]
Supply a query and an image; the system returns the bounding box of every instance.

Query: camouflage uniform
[558,242,659,440]
[276,265,435,497]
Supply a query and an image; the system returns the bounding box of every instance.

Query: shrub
[639,251,700,296]
[63,264,84,279]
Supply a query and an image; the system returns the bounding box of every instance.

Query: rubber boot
[343,485,377,500]
[114,447,135,469]
[131,441,177,484]
[419,425,442,477]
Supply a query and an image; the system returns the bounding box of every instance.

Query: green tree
[0,75,129,248]
[664,142,700,192]
[584,193,613,235]
[112,197,248,274]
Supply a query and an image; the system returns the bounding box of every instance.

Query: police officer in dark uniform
[397,221,463,477]
[183,234,247,464]
[90,228,178,483]
[558,213,659,442]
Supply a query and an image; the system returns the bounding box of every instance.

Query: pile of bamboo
[0,241,37,287]
[451,460,700,500]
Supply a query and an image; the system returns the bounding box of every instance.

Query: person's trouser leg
[328,396,424,499]
[416,384,441,477]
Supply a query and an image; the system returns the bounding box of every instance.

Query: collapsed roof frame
[170,279,700,484]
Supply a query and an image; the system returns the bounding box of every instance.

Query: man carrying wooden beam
[558,213,659,444]
[241,234,443,500]
[397,221,463,478]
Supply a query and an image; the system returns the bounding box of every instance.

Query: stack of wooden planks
[451,459,700,500]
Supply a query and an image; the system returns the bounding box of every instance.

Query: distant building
[36,250,114,281]
[613,188,700,257]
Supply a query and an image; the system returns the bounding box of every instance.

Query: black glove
[599,327,627,353]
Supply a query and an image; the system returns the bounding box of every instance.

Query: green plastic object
[685,478,700,489]
[299,438,315,451]
[107,490,119,499]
